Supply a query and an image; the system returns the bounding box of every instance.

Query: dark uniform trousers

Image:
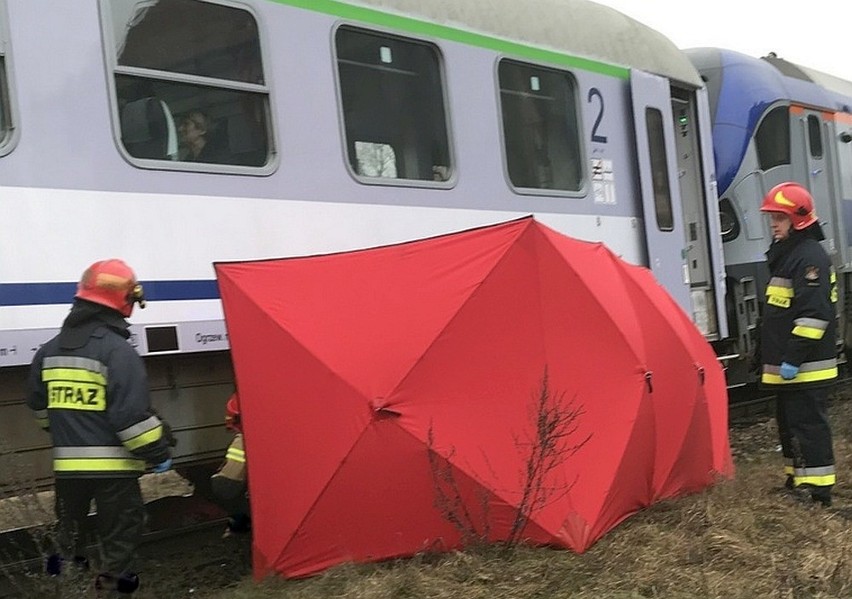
[775,387,834,496]
[55,478,145,575]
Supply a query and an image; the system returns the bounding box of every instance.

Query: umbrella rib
[230,293,377,568]
[386,231,526,399]
[236,288,377,391]
[271,421,372,569]
[539,235,648,368]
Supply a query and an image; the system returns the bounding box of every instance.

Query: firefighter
[26,259,174,597]
[759,182,837,507]
[210,392,251,536]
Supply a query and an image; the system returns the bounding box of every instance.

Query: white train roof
[346,0,704,87]
[763,54,852,102]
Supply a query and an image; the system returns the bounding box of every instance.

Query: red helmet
[225,393,242,433]
[75,259,146,317]
[759,182,818,230]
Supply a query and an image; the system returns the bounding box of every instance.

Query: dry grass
[200,390,852,599]
[6,392,852,598]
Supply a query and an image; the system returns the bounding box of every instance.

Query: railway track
[0,492,229,598]
[728,387,776,424]
[727,376,852,424]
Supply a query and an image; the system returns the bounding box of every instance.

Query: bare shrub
[507,367,590,546]
[428,366,589,551]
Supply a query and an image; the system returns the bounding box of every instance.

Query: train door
[631,71,721,339]
[797,107,839,254]
[694,85,728,338]
[629,71,692,315]
[671,87,723,339]
[798,106,847,355]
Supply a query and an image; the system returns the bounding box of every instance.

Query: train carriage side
[0,0,726,491]
[688,48,852,384]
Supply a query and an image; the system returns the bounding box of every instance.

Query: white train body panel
[0,0,724,365]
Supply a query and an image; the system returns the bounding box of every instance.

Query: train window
[498,60,582,192]
[645,108,674,232]
[0,0,15,155]
[335,27,452,183]
[718,198,740,242]
[755,106,790,170]
[0,56,8,144]
[807,115,823,159]
[838,127,852,201]
[101,0,272,170]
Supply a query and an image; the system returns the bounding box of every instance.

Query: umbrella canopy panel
[215,216,732,579]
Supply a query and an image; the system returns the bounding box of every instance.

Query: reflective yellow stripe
[766,285,793,298]
[226,447,246,463]
[767,295,791,309]
[123,425,163,451]
[43,368,106,385]
[53,458,145,472]
[791,325,825,340]
[831,270,838,303]
[762,367,838,385]
[795,474,836,487]
[35,417,49,430]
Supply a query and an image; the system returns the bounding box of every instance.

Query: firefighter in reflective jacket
[210,392,250,535]
[26,259,173,596]
[759,182,837,507]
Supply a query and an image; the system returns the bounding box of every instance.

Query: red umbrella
[214,217,732,579]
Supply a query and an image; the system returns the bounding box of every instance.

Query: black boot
[810,488,832,507]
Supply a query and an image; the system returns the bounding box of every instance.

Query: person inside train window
[432,165,450,181]
[178,109,226,163]
[25,259,175,596]
[354,141,398,178]
[758,182,837,508]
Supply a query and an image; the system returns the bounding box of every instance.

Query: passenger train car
[687,48,852,384]
[0,0,758,491]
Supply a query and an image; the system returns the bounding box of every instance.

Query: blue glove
[779,362,799,380]
[152,457,172,473]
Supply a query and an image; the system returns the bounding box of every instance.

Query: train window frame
[496,58,586,197]
[98,0,277,175]
[755,105,790,171]
[0,0,19,157]
[644,107,674,232]
[838,123,852,201]
[332,24,456,188]
[718,197,741,243]
[807,114,823,159]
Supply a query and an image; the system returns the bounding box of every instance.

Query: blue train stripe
[0,281,221,306]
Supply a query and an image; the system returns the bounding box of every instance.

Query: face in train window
[103,0,272,168]
[335,27,452,183]
[498,60,583,192]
